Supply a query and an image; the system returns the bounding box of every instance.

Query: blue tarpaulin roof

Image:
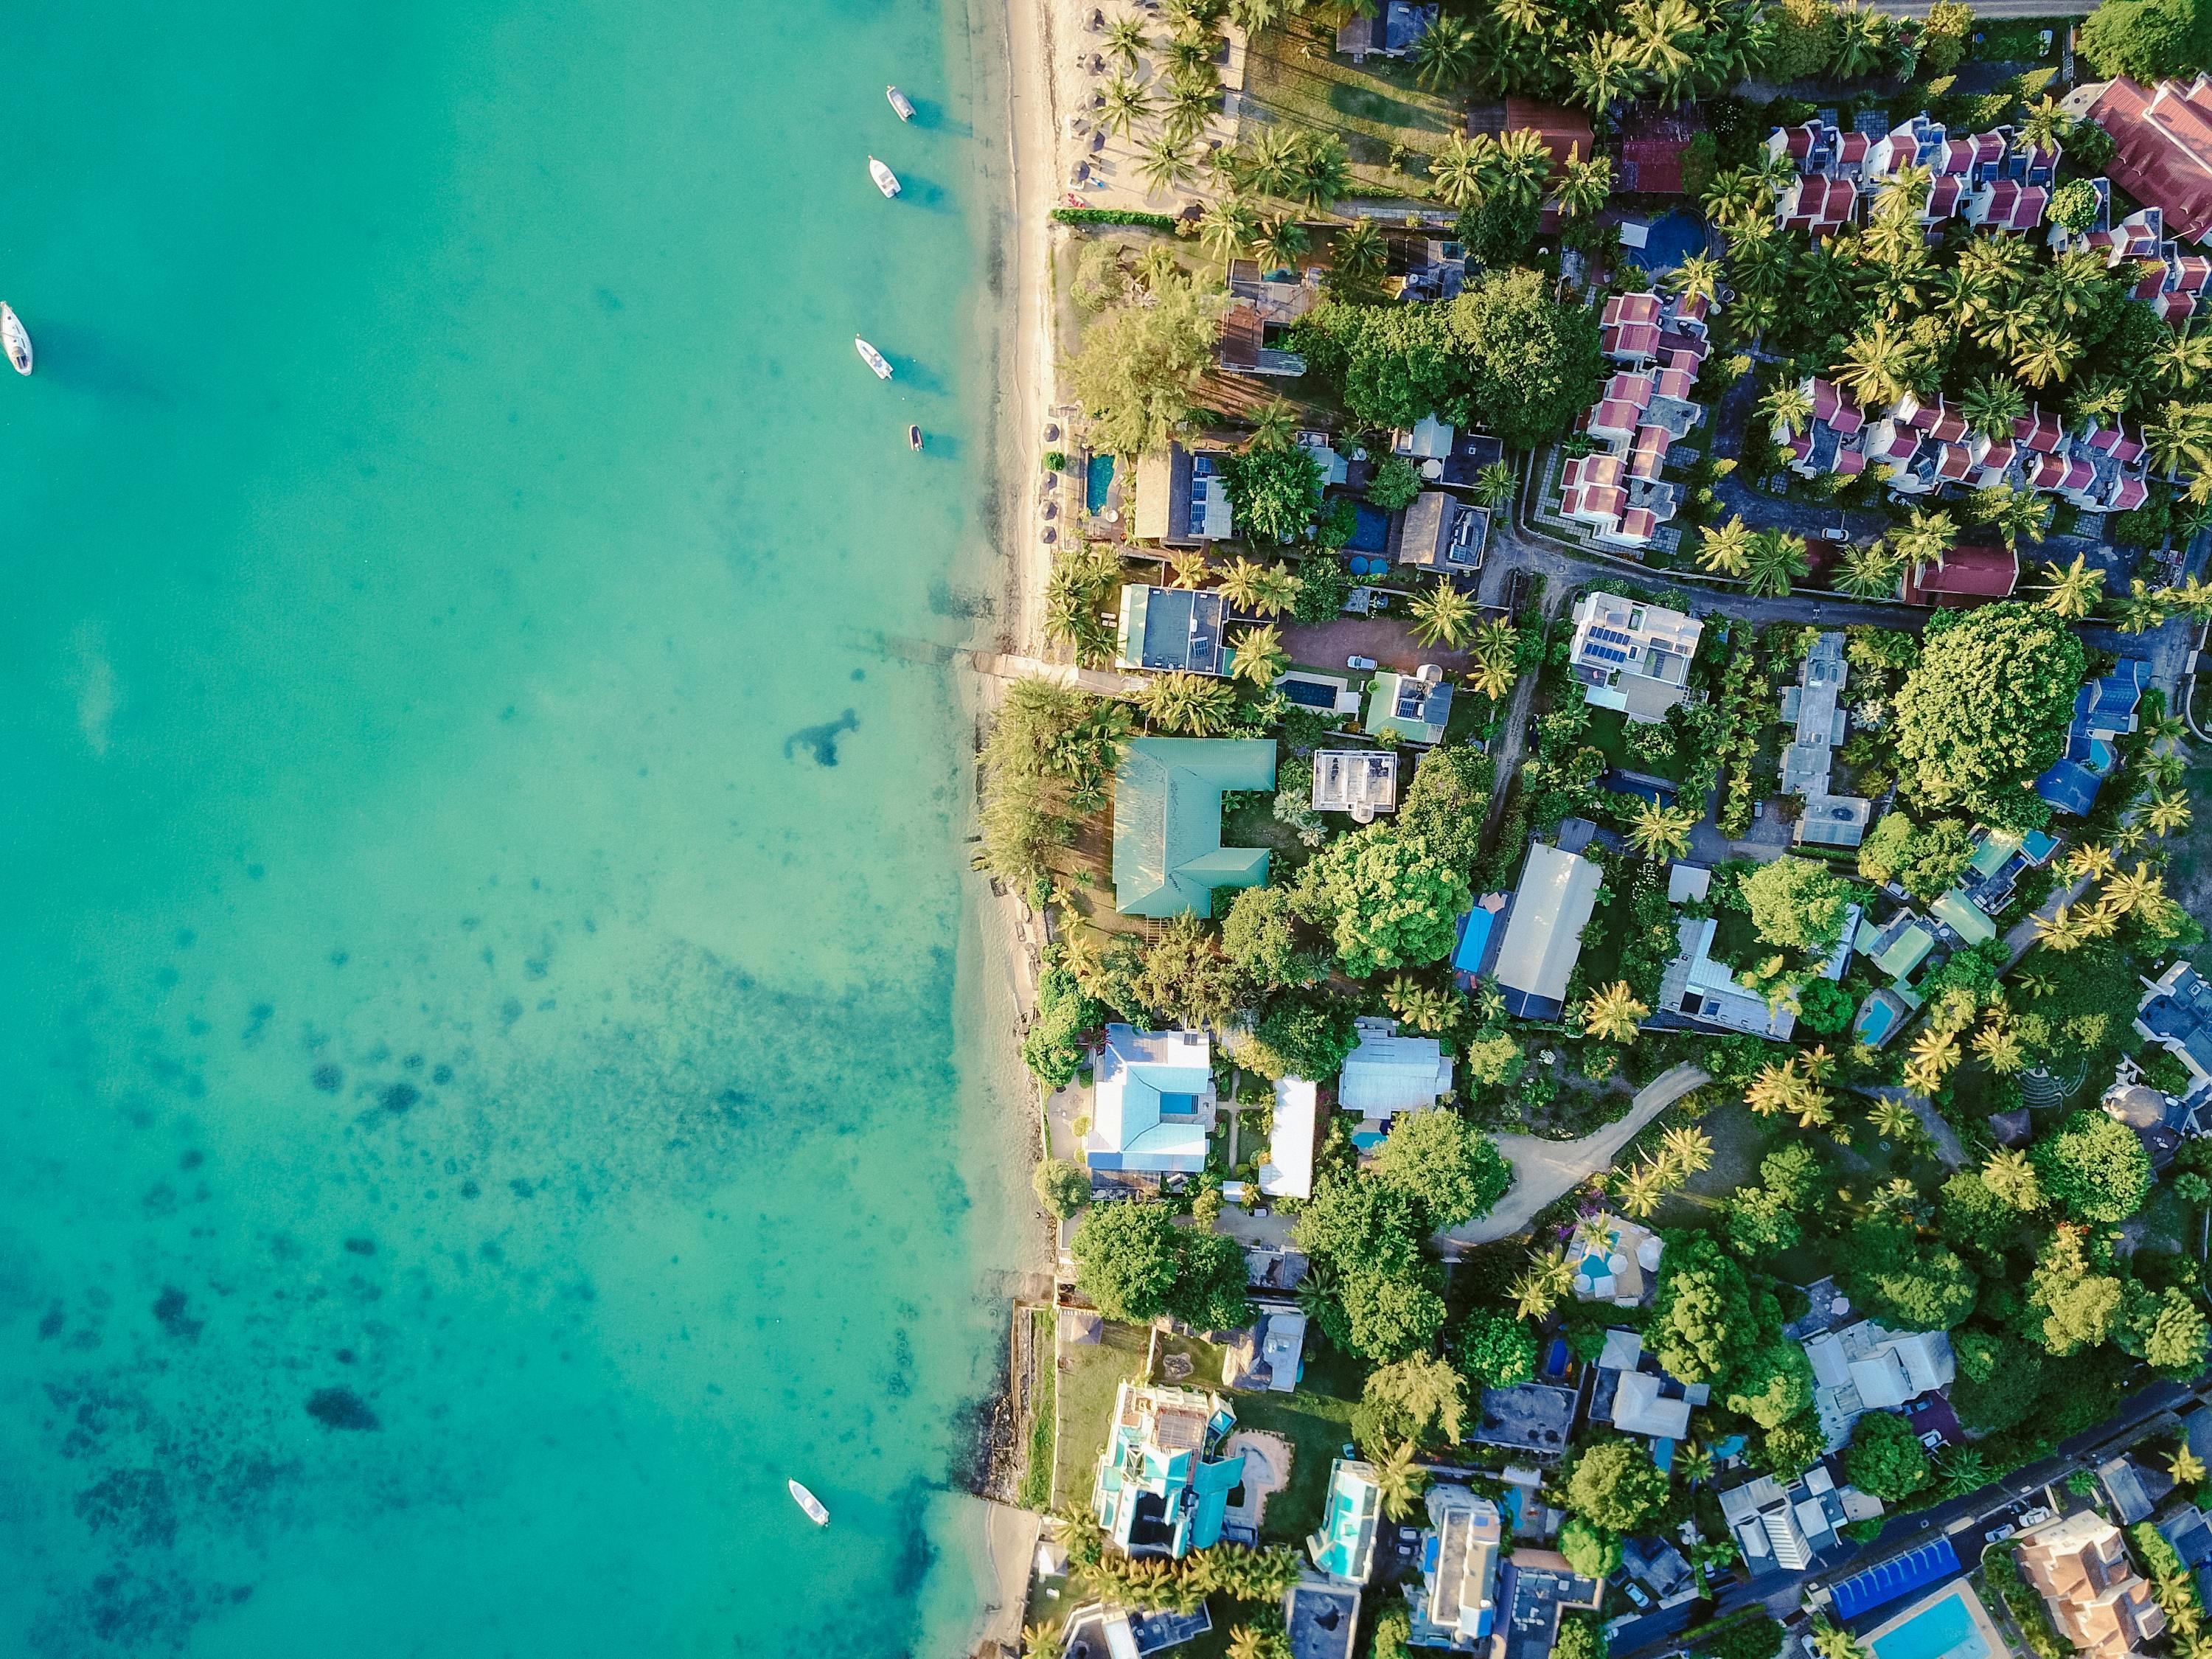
[1830,1537,1961,1621]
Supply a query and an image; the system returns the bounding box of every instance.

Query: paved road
[1863,0,2076,15]
[1439,1063,1711,1250]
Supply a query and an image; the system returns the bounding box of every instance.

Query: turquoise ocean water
[0,3,1032,1654]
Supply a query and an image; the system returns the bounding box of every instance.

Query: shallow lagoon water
[0,2,1027,1654]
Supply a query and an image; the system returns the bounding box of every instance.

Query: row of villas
[1768,111,2059,238]
[1555,288,1717,552]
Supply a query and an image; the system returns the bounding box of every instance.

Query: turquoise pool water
[1088,452,1116,514]
[1857,998,1901,1043]
[1871,1590,1988,1659]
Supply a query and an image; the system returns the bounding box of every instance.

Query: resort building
[1310,750,1398,823]
[1492,1551,1604,1659]
[1217,302,1309,380]
[1493,843,1603,1020]
[1718,1464,1875,1571]
[2035,659,2149,816]
[1110,737,1277,918]
[1770,111,2057,237]
[1116,585,1229,676]
[1858,908,1938,985]
[1467,1382,1579,1458]
[1259,1077,1318,1201]
[1599,289,1715,369]
[1085,1025,1216,1176]
[1405,1486,1505,1651]
[1558,360,1705,552]
[2015,1511,2166,1659]
[1307,1460,1382,1585]
[1133,444,1233,549]
[1395,490,1489,574]
[1660,903,1859,1043]
[1775,378,1868,483]
[1058,1602,1214,1659]
[1591,1327,1705,1458]
[1364,667,1454,745]
[2137,961,2212,1093]
[1338,1016,1454,1119]
[2065,74,2212,244]
[1802,1320,1956,1450]
[1091,1381,1248,1559]
[1568,592,1702,722]
[1899,542,2020,607]
[1781,631,1871,849]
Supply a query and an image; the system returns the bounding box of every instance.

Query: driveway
[1439,1063,1712,1250]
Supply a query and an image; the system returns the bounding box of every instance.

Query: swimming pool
[1624,209,1710,275]
[1086,452,1115,515]
[1346,501,1391,552]
[1868,1590,1989,1659]
[1856,997,1899,1044]
[1453,906,1496,974]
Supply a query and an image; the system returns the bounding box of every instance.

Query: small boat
[855,337,893,380]
[1,303,30,375]
[887,85,915,121]
[909,424,923,451]
[788,1479,830,1526]
[869,156,901,198]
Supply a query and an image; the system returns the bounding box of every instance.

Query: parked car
[1346,655,1377,671]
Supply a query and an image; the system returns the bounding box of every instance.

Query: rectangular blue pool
[1868,1590,1987,1659]
[1453,907,1495,974]
[1086,453,1114,515]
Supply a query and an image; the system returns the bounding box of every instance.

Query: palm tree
[1627,0,1703,103]
[1133,244,1180,292]
[1726,292,1780,346]
[2152,327,2212,394]
[1227,1627,1269,1659]
[1697,514,1758,577]
[1247,562,1302,616]
[1662,1124,1715,1178]
[1960,375,2028,441]
[1332,218,1386,290]
[1869,1096,1921,1144]
[1907,1028,1960,1085]
[1557,146,1614,220]
[1745,1060,1806,1119]
[1793,1088,1837,1132]
[1163,33,1215,83]
[1972,1024,2027,1074]
[1135,133,1199,198]
[1410,580,1476,649]
[1580,980,1649,1043]
[2037,552,2107,619]
[1937,1446,1993,1499]
[1100,73,1155,138]
[1891,506,1958,574]
[2114,578,2171,635]
[2149,791,2194,835]
[1830,0,1889,77]
[1618,1159,1671,1219]
[1510,1248,1573,1320]
[1627,799,1700,860]
[1231,625,1287,687]
[2146,400,2212,479]
[1669,252,1724,306]
[2174,1446,2209,1486]
[1253,217,1309,271]
[1471,461,1517,507]
[1022,1621,1060,1659]
[2034,901,2088,953]
[1745,530,1810,599]
[1701,166,1769,233]
[1834,541,1904,599]
[2160,574,2212,621]
[1677,1442,1717,1487]
[1832,321,1921,408]
[1231,124,1302,200]
[2013,329,2084,390]
[1288,133,1352,212]
[1810,1621,1866,1659]
[1977,484,2051,550]
[1164,78,1220,145]
[2065,841,2116,882]
[1759,383,1815,443]
[1411,13,1479,88]
[1197,195,1258,261]
[1491,128,1553,212]
[1569,32,1644,116]
[1102,15,1149,72]
[1374,1439,1430,1521]
[1386,973,1459,1036]
[1981,1147,2042,1210]
[1428,132,1497,212]
[2107,863,2168,917]
[1247,400,1297,453]
[1467,622,1517,700]
[1227,0,1285,32]
[2019,94,2073,155]
[1134,670,1236,735]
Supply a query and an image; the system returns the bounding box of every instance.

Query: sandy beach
[997,0,1062,661]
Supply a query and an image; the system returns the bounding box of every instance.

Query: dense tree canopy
[1071,1200,1249,1330]
[1844,1222,1978,1332]
[2031,1110,2153,1224]
[1649,1232,1759,1385]
[1458,1309,1539,1389]
[1369,1108,1512,1231]
[1353,1353,1468,1451]
[1398,747,1495,873]
[1068,280,1225,458]
[1844,1411,1931,1502]
[1740,856,1854,954]
[1892,605,2086,829]
[1225,441,1324,546]
[1565,1439,1672,1533]
[1295,827,1467,978]
[1222,885,1315,992]
[2080,0,2212,81]
[1244,992,1361,1081]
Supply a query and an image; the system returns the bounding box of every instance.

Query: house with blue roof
[2137,961,2212,1096]
[1091,1380,1246,1559]
[1085,1025,1217,1175]
[1406,1485,1505,1650]
[1307,1459,1381,1584]
[2034,659,2149,816]
[1111,737,1278,918]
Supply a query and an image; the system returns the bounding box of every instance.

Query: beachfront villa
[1116,584,1230,676]
[1260,1076,1318,1200]
[2016,1512,2165,1659]
[1085,1025,1215,1175]
[1307,1459,1382,1584]
[1111,737,1277,918]
[1405,1486,1505,1650]
[1311,749,1399,823]
[1093,1382,1247,1560]
[1133,443,1233,549]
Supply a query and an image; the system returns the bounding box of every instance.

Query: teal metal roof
[1111,738,1277,918]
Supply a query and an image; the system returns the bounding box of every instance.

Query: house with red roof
[1773,113,2057,239]
[1599,289,1714,369]
[1899,543,2020,607]
[1617,111,1698,195]
[1557,313,1715,553]
[2066,75,2212,244]
[1776,377,1869,481]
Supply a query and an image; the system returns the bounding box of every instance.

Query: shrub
[1050,206,1179,229]
[1033,1157,1091,1219]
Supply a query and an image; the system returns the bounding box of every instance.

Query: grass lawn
[1239,15,1464,191]
[1054,1317,1156,1506]
[1585,706,1683,783]
[1020,1307,1058,1512]
[1222,1343,1366,1544]
[1222,790,1318,880]
[1965,17,2079,60]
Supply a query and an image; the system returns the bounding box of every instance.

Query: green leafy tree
[1950,1330,2047,1432]
[1135,913,1240,1027]
[1071,1200,1183,1321]
[1559,1517,1623,1580]
[1175,1228,1256,1332]
[1294,826,1467,978]
[2080,0,2212,82]
[1740,856,1853,954]
[1845,1222,1978,1331]
[1693,1616,1785,1659]
[1354,1352,1469,1451]
[1893,604,2085,827]
[1845,1411,1931,1502]
[1068,280,1225,456]
[1226,442,1324,544]
[1034,1156,1092,1219]
[1222,885,1314,992]
[2028,1226,2126,1354]
[1649,1232,1758,1385]
[2126,1284,2211,1375]
[1370,1108,1512,1230]
[2031,1110,2153,1223]
[1458,1309,1540,1388]
[1339,1265,1450,1362]
[1565,1439,1672,1532]
[1446,270,1605,448]
[1366,453,1424,512]
[1724,1339,1815,1430]
[1397,747,1493,872]
[1245,993,1358,1079]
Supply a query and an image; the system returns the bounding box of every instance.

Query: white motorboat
[869,155,901,198]
[788,1479,830,1526]
[887,85,915,121]
[855,337,892,380]
[1,303,31,375]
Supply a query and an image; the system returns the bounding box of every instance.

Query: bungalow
[2016,1511,2166,1659]
[1218,302,1309,380]
[1491,1553,1604,1659]
[2137,961,2212,1093]
[1339,1016,1455,1118]
[1307,1460,1382,1584]
[1599,289,1715,369]
[2034,659,2149,817]
[1058,1604,1214,1658]
[1803,1319,1956,1450]
[1774,111,2058,237]
[1364,667,1455,745]
[1116,584,1230,675]
[1087,1025,1216,1175]
[1492,843,1602,1020]
[1899,542,2020,607]
[1092,1381,1248,1559]
[1133,443,1234,548]
[1111,737,1278,917]
[1658,903,1860,1041]
[1568,591,1703,722]
[1953,826,2061,916]
[1285,1575,1363,1659]
[1311,750,1398,823]
[1223,1307,1309,1394]
[1335,0,1436,60]
[1776,377,1869,483]
[1857,908,1938,986]
[2065,74,2212,244]
[1260,1077,1319,1200]
[1405,1486,1506,1652]
[1593,1328,1706,1454]
[1396,489,1489,574]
